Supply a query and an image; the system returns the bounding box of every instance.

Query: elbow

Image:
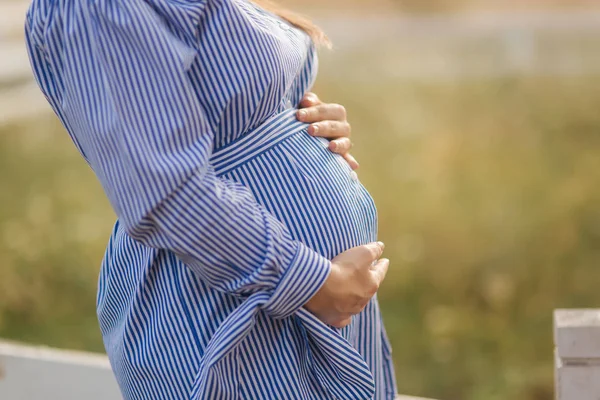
[120,216,160,249]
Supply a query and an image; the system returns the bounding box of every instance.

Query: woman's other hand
[304,242,389,328]
[296,92,359,170]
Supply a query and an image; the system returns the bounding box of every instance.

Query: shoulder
[26,0,212,54]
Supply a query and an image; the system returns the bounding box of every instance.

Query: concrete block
[555,309,600,400]
[0,340,121,400]
[555,309,600,359]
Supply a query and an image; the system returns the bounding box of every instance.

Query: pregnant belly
[217,129,378,260]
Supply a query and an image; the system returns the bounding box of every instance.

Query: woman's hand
[304,242,389,328]
[296,92,359,170]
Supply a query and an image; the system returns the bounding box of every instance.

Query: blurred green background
[2,1,600,400]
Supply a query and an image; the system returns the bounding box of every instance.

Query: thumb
[370,258,390,286]
[362,241,385,265]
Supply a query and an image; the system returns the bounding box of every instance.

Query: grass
[1,74,600,400]
[315,74,600,400]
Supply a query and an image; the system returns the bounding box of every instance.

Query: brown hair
[251,0,331,48]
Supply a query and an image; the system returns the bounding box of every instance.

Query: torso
[26,0,398,398]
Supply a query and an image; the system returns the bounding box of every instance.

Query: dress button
[285,99,293,109]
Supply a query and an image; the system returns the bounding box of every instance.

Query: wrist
[262,242,331,319]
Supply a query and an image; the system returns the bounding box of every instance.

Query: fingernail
[310,124,319,135]
[377,241,385,250]
[298,110,307,120]
[330,142,338,151]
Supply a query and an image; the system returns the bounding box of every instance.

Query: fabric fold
[190,108,378,400]
[25,0,396,398]
[190,299,376,400]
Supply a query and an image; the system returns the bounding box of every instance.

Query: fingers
[370,258,390,287]
[364,241,385,264]
[299,92,322,108]
[332,241,385,266]
[297,103,347,124]
[333,241,385,266]
[343,153,360,170]
[309,241,389,329]
[326,138,360,170]
[328,137,352,153]
[308,120,351,139]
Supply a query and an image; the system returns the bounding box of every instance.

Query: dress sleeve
[24,0,331,319]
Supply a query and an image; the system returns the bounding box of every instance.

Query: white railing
[0,340,121,400]
[554,309,600,400]
[2,309,600,399]
[0,339,435,399]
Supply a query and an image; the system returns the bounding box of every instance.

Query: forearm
[127,165,332,318]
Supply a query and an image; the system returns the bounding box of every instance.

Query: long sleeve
[25,0,330,319]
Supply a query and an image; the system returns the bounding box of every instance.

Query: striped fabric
[25,0,397,399]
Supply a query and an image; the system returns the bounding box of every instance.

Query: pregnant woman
[25,0,397,398]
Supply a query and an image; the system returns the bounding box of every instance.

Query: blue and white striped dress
[25,0,397,398]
